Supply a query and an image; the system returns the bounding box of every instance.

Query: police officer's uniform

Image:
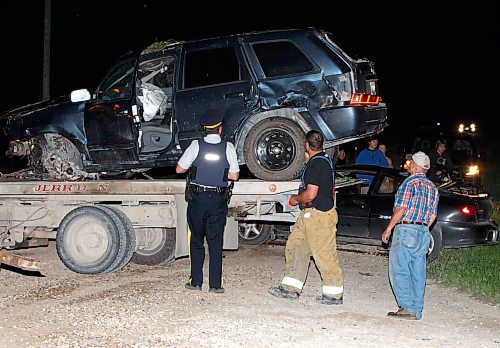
[177,112,239,292]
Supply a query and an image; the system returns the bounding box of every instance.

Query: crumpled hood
[0,96,70,122]
[1,95,87,143]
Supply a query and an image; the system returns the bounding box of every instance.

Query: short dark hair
[204,126,220,135]
[436,139,446,148]
[306,130,324,151]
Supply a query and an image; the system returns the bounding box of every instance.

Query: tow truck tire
[244,118,306,181]
[131,228,176,265]
[428,224,443,262]
[238,222,273,245]
[97,206,136,273]
[56,206,123,274]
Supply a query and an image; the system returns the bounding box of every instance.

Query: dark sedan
[239,165,499,261]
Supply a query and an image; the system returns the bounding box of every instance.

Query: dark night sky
[1,1,498,133]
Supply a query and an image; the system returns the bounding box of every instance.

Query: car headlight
[465,165,480,176]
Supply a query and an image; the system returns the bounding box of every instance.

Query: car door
[368,172,404,239]
[84,54,141,166]
[336,170,372,238]
[174,38,256,150]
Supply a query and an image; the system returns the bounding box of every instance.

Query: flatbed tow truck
[0,176,361,274]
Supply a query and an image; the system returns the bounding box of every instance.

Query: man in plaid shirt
[382,151,439,320]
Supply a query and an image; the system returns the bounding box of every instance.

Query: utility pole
[42,0,51,100]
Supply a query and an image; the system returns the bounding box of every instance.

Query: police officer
[176,110,239,293]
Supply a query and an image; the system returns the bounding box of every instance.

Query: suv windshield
[96,56,136,101]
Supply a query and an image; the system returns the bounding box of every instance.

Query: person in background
[176,110,240,294]
[381,151,439,320]
[268,130,343,305]
[337,144,347,166]
[428,139,454,182]
[378,143,393,168]
[355,135,389,191]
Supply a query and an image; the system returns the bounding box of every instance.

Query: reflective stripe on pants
[281,207,343,298]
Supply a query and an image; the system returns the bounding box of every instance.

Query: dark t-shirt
[428,150,454,181]
[301,153,335,211]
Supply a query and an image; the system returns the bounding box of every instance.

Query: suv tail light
[349,93,380,106]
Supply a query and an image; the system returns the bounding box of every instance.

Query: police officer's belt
[191,184,226,193]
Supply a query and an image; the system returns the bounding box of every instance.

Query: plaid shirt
[395,173,439,225]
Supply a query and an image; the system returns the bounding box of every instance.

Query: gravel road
[1,243,499,347]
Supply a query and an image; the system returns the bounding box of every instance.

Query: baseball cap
[412,151,430,170]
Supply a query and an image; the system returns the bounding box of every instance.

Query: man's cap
[200,110,223,129]
[367,134,379,142]
[412,151,431,170]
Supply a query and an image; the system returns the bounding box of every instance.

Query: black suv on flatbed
[2,28,388,180]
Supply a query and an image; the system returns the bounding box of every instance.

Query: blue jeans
[389,224,430,320]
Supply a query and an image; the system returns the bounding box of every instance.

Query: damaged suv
[1,28,388,181]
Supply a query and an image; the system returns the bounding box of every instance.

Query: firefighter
[176,110,239,293]
[269,130,344,304]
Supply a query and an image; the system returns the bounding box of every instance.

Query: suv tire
[243,117,306,181]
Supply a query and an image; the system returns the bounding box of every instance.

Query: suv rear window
[252,41,314,78]
[184,46,240,89]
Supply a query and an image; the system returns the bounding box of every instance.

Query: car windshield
[96,56,137,102]
[405,130,478,166]
[448,138,476,165]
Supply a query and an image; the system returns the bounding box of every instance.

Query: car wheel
[238,222,272,245]
[131,228,176,265]
[243,117,306,181]
[428,224,443,262]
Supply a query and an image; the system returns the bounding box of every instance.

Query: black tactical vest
[192,139,230,187]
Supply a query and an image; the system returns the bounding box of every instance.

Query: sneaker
[209,288,225,294]
[268,286,300,300]
[387,307,417,320]
[185,283,202,291]
[315,295,343,305]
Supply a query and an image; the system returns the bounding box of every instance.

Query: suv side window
[252,41,314,78]
[184,46,240,88]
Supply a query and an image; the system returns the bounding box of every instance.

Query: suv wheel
[243,117,306,181]
[32,134,87,180]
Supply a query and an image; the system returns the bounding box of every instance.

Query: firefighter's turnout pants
[281,207,344,299]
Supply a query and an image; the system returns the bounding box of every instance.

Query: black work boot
[185,283,202,291]
[209,287,225,294]
[315,295,343,305]
[268,286,300,300]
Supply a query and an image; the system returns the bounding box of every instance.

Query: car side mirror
[70,89,91,102]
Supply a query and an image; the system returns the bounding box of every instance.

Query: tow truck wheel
[428,224,443,262]
[97,206,136,272]
[56,206,123,274]
[238,222,272,245]
[131,228,176,265]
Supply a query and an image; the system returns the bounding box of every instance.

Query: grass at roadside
[428,201,500,305]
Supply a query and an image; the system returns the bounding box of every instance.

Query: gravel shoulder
[0,243,499,347]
